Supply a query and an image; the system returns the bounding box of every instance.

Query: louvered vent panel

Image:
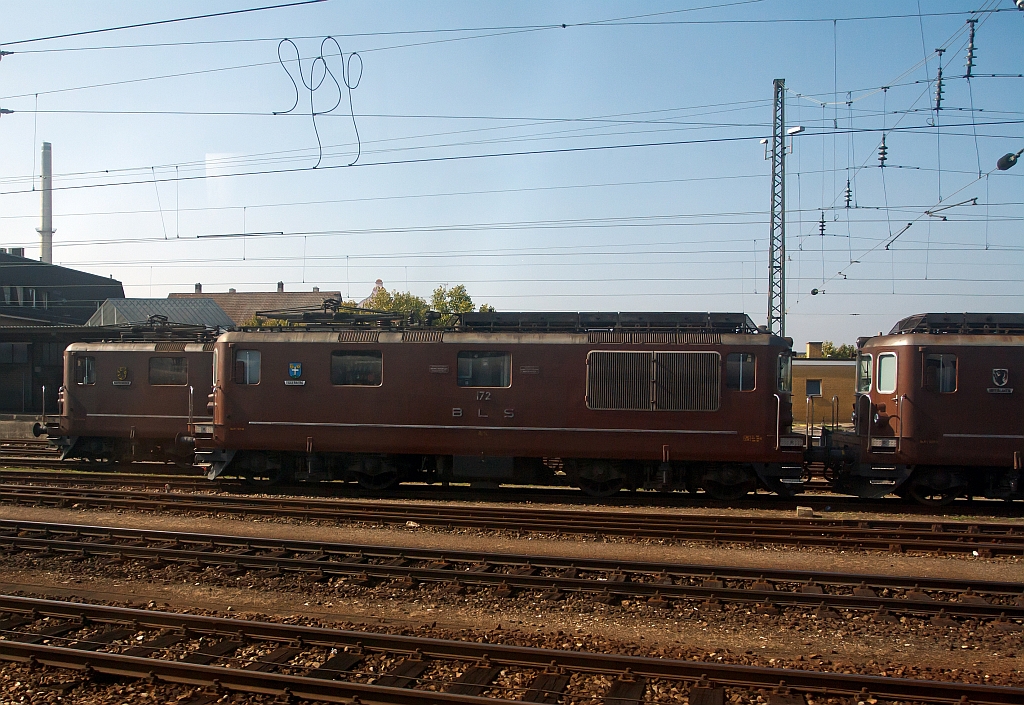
[654,352,720,411]
[337,331,380,343]
[588,332,676,344]
[678,333,722,345]
[586,351,652,410]
[202,343,216,352]
[402,330,443,343]
[154,342,186,352]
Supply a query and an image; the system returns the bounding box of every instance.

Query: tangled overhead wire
[275,36,363,168]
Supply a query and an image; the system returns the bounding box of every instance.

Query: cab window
[924,353,956,393]
[725,353,755,391]
[75,356,96,385]
[877,353,897,394]
[234,350,261,385]
[458,351,511,387]
[149,357,188,385]
[856,354,872,393]
[331,351,382,386]
[776,352,792,393]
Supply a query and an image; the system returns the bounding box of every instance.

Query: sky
[0,0,1022,347]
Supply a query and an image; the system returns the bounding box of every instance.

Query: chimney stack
[37,142,53,264]
[806,341,823,359]
[277,281,284,293]
[194,283,202,294]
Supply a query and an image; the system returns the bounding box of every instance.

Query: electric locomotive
[195,310,807,497]
[818,312,1024,504]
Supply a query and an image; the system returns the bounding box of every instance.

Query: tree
[363,286,428,321]
[478,303,496,313]
[431,284,474,325]
[821,340,856,360]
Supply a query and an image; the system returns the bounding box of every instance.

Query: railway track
[1,484,1023,555]
[1,466,1022,516]
[0,594,1021,705]
[2,519,1023,621]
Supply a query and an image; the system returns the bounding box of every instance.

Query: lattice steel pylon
[767,78,786,337]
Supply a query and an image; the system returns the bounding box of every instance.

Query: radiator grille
[654,352,720,411]
[337,331,380,343]
[154,342,186,352]
[586,351,651,410]
[586,351,720,411]
[402,330,443,343]
[678,332,722,345]
[202,343,216,352]
[588,331,675,344]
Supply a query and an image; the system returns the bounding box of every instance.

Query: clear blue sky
[0,0,1022,346]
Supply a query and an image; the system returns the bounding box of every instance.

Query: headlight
[193,424,214,435]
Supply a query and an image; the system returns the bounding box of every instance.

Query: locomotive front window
[725,353,755,391]
[877,353,897,394]
[458,351,511,387]
[234,350,261,385]
[924,353,957,393]
[331,351,382,386]
[149,357,188,386]
[776,352,792,393]
[856,354,872,393]
[75,355,96,385]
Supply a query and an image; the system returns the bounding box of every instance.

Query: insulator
[965,19,977,78]
[878,136,888,167]
[934,66,944,111]
[844,180,853,208]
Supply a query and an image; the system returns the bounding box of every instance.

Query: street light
[997,149,1023,171]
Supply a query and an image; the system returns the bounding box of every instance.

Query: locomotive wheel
[356,470,400,491]
[699,465,757,501]
[578,476,625,497]
[904,468,965,507]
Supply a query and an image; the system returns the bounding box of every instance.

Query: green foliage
[363,286,429,320]
[478,303,496,313]
[821,340,856,359]
[431,284,474,325]
[241,314,292,327]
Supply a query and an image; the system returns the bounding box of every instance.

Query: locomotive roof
[247,308,763,334]
[889,312,1024,335]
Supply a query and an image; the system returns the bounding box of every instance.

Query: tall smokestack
[37,142,53,264]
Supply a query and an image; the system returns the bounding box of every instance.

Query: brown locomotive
[41,340,214,464]
[195,312,807,497]
[820,313,1024,504]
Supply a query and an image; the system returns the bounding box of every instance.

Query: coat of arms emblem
[116,366,129,381]
[288,362,302,379]
[992,368,1009,387]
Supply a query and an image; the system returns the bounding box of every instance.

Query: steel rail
[2,520,1022,620]
[0,595,1022,704]
[0,485,1022,555]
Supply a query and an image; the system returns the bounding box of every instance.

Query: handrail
[774,393,782,450]
[188,385,194,433]
[831,395,839,429]
[897,393,907,452]
[40,385,46,426]
[805,395,816,446]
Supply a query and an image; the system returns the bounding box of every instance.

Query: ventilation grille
[154,342,186,352]
[202,343,216,352]
[586,351,719,411]
[337,331,380,343]
[403,330,443,343]
[587,331,723,345]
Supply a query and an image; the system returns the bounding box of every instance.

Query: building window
[234,350,261,385]
[877,353,897,394]
[149,357,188,386]
[457,351,511,387]
[0,343,29,364]
[26,289,36,308]
[805,379,822,397]
[924,353,957,393]
[75,356,96,385]
[856,354,872,393]
[331,351,382,386]
[725,353,755,391]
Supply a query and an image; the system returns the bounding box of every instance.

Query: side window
[924,353,956,393]
[331,351,382,386]
[149,357,188,386]
[75,355,96,385]
[234,350,261,385]
[856,354,872,393]
[805,379,822,397]
[877,352,897,394]
[776,352,792,393]
[725,353,755,391]
[458,351,511,388]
